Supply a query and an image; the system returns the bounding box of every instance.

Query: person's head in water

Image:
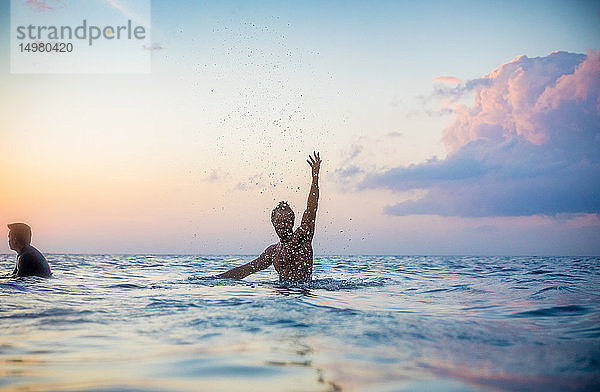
[8,223,32,252]
[271,201,294,241]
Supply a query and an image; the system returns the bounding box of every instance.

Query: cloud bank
[361,51,600,217]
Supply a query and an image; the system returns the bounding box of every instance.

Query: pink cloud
[434,76,462,84]
[441,51,598,152]
[536,50,600,112]
[23,0,63,12]
[143,43,164,51]
[562,213,600,228]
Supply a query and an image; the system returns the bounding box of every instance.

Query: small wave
[422,288,448,294]
[268,318,311,329]
[187,276,259,289]
[106,283,146,289]
[516,278,537,284]
[421,285,487,294]
[531,285,574,296]
[188,275,226,283]
[509,305,590,318]
[188,277,394,291]
[301,300,362,314]
[510,286,531,290]
[569,326,600,339]
[146,298,202,309]
[527,269,552,275]
[300,277,391,291]
[0,280,28,291]
[547,273,575,278]
[207,298,252,306]
[0,307,96,320]
[462,305,499,311]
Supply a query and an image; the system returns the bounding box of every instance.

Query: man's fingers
[307,152,321,167]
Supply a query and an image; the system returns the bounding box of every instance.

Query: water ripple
[509,305,590,318]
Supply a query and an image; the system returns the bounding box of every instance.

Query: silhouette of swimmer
[7,223,52,278]
[217,152,321,282]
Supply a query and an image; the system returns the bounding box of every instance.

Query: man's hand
[307,151,321,178]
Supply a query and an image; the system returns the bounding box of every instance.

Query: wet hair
[8,223,32,245]
[271,201,295,222]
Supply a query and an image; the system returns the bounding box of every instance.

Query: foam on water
[1,255,599,391]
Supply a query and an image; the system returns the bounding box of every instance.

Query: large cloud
[361,51,600,217]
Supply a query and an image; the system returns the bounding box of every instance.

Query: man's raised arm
[299,151,321,241]
[215,244,276,279]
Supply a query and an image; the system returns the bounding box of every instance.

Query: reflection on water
[271,284,314,297]
[1,255,599,391]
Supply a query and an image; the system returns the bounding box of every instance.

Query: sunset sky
[1,0,599,255]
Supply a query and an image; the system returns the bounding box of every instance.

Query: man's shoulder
[292,226,312,244]
[17,246,51,277]
[265,243,280,254]
[19,246,46,262]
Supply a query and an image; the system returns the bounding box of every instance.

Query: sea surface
[1,254,599,391]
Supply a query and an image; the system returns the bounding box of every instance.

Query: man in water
[217,152,321,282]
[6,223,52,278]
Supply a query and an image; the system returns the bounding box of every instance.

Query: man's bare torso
[271,233,313,281]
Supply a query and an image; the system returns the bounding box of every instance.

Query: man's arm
[14,254,35,277]
[215,244,276,279]
[299,151,321,241]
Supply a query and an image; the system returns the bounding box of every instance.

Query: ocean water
[1,255,599,392]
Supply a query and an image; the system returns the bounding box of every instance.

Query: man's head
[271,201,294,241]
[8,223,32,252]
